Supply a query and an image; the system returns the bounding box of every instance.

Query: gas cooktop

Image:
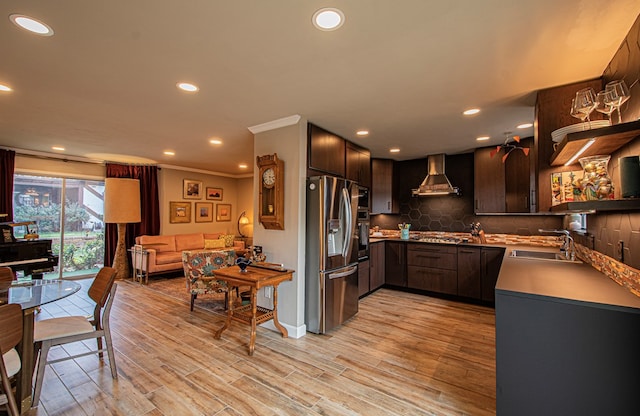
[414,236,462,244]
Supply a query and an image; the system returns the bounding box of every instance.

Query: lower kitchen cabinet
[496,291,640,415]
[369,242,385,292]
[481,247,505,302]
[407,244,457,295]
[385,241,406,287]
[457,247,481,298]
[357,259,370,297]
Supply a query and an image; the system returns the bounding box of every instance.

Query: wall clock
[256,153,285,230]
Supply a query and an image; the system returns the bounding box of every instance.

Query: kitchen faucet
[538,229,575,261]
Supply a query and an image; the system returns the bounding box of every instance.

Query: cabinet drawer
[407,245,457,269]
[407,266,457,295]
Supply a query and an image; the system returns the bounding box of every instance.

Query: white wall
[252,118,308,338]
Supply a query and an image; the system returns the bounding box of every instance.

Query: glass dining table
[1,279,82,414]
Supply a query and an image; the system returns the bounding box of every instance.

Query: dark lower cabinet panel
[496,292,640,416]
[357,259,370,297]
[457,247,481,298]
[407,266,457,295]
[385,241,406,287]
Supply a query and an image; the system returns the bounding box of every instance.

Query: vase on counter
[578,155,614,200]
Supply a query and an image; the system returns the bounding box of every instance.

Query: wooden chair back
[0,303,22,356]
[0,303,22,416]
[0,267,15,283]
[88,267,117,308]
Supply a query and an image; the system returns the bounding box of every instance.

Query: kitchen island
[495,246,640,416]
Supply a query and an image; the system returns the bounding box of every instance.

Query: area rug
[145,276,227,314]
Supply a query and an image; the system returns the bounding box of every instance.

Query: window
[13,174,105,279]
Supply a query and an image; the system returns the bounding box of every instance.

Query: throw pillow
[219,234,235,247]
[204,239,226,249]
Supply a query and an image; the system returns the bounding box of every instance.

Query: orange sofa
[131,232,246,277]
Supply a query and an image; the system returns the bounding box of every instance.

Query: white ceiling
[1,1,639,175]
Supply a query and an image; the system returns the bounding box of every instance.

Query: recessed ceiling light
[0,84,12,92]
[9,14,54,36]
[176,82,199,92]
[517,123,533,129]
[51,146,65,151]
[463,108,480,116]
[238,163,248,169]
[163,150,175,156]
[312,8,344,31]
[356,130,369,136]
[209,139,223,145]
[390,148,400,153]
[476,136,490,141]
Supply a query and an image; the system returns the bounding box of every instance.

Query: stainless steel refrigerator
[305,176,359,334]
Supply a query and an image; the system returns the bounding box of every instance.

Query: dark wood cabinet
[474,147,505,213]
[457,247,481,299]
[346,142,371,188]
[474,139,531,213]
[385,241,406,287]
[481,247,505,302]
[357,259,370,297]
[307,123,345,177]
[371,158,398,214]
[369,242,385,292]
[406,244,457,295]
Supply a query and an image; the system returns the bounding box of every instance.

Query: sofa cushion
[138,235,176,252]
[175,233,205,252]
[204,239,226,249]
[156,252,182,265]
[219,234,235,247]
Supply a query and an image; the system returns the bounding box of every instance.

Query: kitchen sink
[510,249,580,263]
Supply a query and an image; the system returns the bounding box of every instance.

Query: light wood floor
[25,278,497,416]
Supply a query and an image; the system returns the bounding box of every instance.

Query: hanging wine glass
[573,88,597,129]
[604,79,630,124]
[595,90,615,121]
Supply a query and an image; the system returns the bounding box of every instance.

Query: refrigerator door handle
[328,265,358,279]
[341,186,353,258]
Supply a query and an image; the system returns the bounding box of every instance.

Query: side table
[212,265,293,355]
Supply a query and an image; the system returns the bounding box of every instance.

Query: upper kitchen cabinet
[474,138,532,214]
[307,123,345,177]
[371,158,399,214]
[346,141,371,188]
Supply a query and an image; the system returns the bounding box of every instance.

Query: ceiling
[1,1,639,176]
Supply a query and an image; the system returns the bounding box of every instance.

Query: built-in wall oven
[356,186,369,260]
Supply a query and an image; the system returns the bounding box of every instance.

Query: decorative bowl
[235,257,252,273]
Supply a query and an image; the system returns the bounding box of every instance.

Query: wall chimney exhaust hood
[411,154,460,196]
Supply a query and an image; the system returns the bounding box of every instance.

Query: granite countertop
[496,245,640,313]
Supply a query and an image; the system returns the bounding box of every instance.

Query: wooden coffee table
[212,265,293,355]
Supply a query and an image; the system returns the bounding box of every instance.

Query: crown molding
[247,114,301,134]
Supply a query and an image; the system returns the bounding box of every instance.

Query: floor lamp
[104,178,141,279]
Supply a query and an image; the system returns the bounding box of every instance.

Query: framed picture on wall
[169,201,191,223]
[206,187,223,201]
[195,202,213,222]
[216,203,231,222]
[183,179,203,199]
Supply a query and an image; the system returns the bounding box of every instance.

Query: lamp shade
[104,178,141,224]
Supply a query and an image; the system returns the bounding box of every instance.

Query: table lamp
[237,210,250,238]
[104,178,141,279]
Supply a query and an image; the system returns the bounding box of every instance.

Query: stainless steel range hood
[411,154,460,196]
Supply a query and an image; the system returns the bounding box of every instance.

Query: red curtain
[0,149,16,222]
[104,164,160,268]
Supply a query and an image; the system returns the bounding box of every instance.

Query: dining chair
[0,303,22,416]
[32,267,118,406]
[0,267,15,283]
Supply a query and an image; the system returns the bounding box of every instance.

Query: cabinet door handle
[387,201,391,210]
[417,254,441,259]
[459,250,475,254]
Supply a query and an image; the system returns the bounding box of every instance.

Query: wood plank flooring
[25,279,496,415]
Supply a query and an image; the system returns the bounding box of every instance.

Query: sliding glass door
[13,174,105,279]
